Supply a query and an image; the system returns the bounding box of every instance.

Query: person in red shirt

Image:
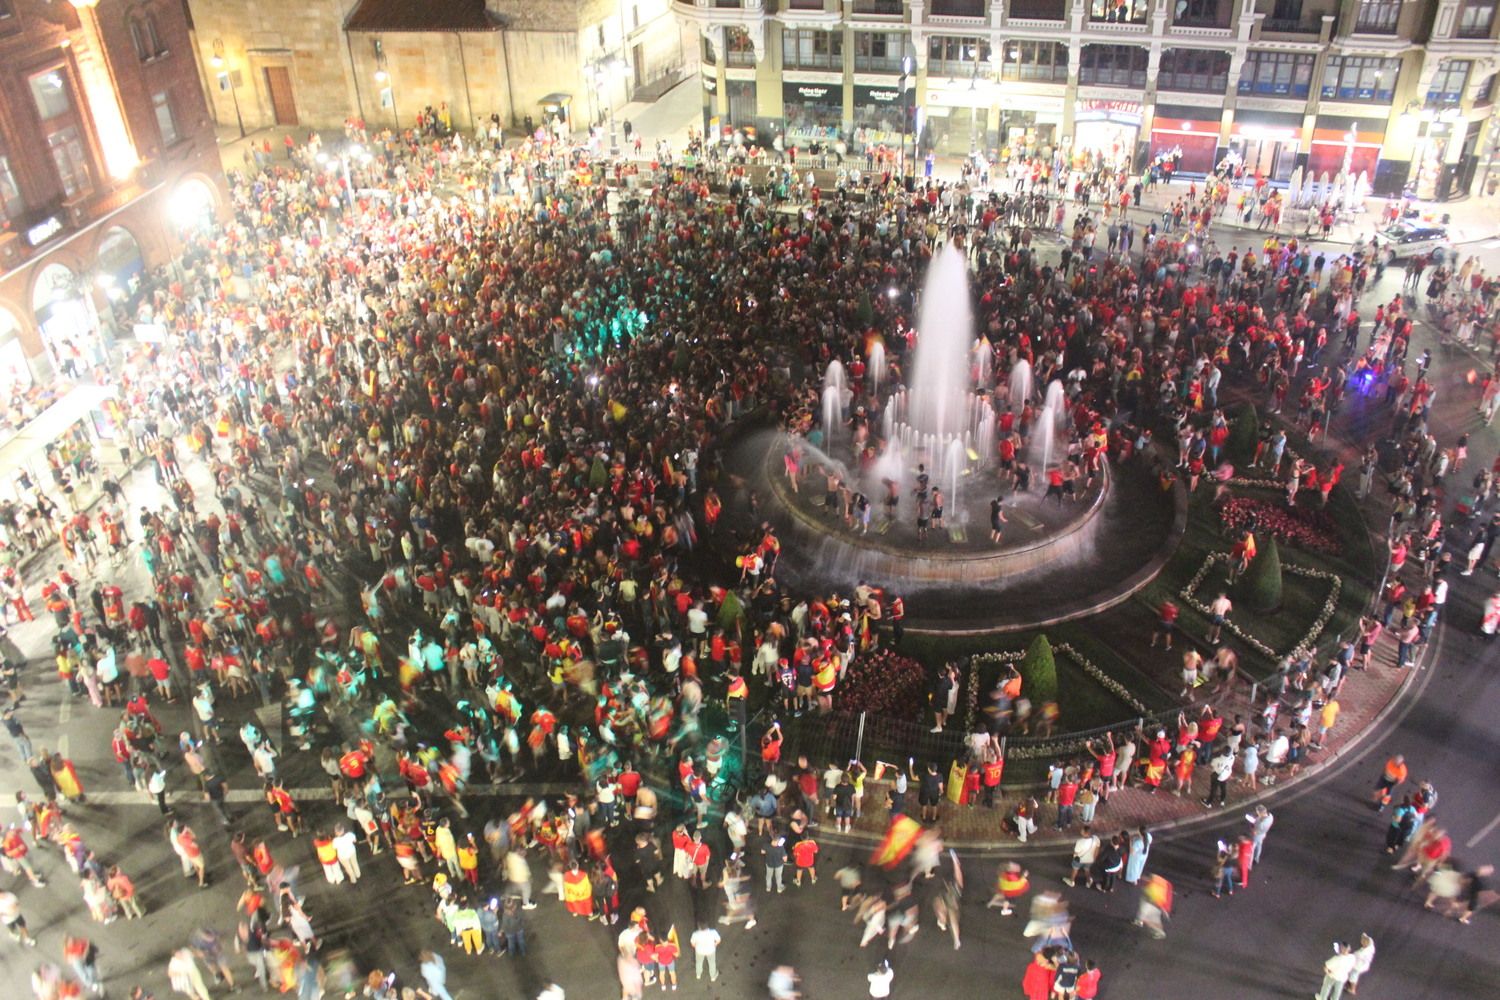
[791,834,818,887]
[654,935,680,990]
[1076,960,1102,999]
[1150,600,1179,650]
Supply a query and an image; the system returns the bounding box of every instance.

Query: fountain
[1034,379,1067,473]
[725,234,1176,623]
[1008,358,1032,413]
[867,340,886,397]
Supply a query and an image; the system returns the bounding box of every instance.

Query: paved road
[0,224,1497,1000]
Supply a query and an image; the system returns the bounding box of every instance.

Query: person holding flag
[563,862,594,918]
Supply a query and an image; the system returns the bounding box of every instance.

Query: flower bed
[1181,552,1341,659]
[834,648,931,721]
[1217,496,1341,555]
[970,645,1151,717]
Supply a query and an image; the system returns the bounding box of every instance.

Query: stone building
[675,0,1500,199]
[186,0,697,134]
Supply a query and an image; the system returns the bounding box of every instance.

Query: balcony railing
[1009,0,1066,18]
[1457,21,1495,38]
[1174,11,1232,28]
[930,0,986,15]
[1262,14,1327,32]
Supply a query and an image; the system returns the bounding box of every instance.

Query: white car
[1377,223,1450,263]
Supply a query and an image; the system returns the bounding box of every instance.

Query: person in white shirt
[1315,942,1356,1000]
[332,824,360,883]
[867,960,893,998]
[689,926,721,982]
[1065,827,1101,888]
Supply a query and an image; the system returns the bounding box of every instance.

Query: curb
[808,625,1435,858]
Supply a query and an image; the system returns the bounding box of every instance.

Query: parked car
[1377,223,1450,263]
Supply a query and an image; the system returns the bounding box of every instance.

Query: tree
[1238,534,1283,613]
[1020,634,1059,709]
[1228,404,1260,466]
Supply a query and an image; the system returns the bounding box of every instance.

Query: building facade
[186,0,697,137]
[0,0,224,398]
[675,0,1500,199]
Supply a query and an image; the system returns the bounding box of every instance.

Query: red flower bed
[1219,496,1341,555]
[835,648,931,721]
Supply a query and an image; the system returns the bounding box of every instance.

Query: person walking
[0,888,36,946]
[167,948,212,1000]
[1314,941,1356,1000]
[418,950,453,1000]
[1124,826,1152,886]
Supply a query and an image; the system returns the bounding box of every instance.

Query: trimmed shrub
[1020,634,1059,708]
[1238,534,1283,613]
[1228,404,1260,465]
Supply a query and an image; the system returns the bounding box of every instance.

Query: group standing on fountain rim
[0,108,1496,1000]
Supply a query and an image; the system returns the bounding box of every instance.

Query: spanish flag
[870,815,922,870]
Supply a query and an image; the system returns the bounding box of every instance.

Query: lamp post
[375,68,399,130]
[210,39,246,139]
[589,56,629,157]
[900,53,915,180]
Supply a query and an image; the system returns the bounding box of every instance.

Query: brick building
[0,0,224,404]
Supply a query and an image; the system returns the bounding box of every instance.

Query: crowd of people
[0,90,1492,1000]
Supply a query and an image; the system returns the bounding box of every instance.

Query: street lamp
[900,53,915,180]
[210,38,246,139]
[589,56,630,157]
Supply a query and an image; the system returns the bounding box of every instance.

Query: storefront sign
[1076,99,1142,126]
[784,82,838,103]
[854,85,902,105]
[25,216,63,247]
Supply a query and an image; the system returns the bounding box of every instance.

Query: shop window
[782,29,843,71]
[1078,45,1148,88]
[927,36,989,78]
[702,37,716,66]
[725,26,756,68]
[854,31,906,73]
[153,91,178,146]
[1353,0,1400,33]
[1458,0,1496,37]
[1319,55,1399,102]
[1426,60,1471,105]
[1000,41,1069,83]
[1237,50,1314,97]
[1157,48,1229,93]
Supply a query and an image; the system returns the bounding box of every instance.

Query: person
[763,836,787,893]
[1021,950,1056,1000]
[1210,843,1235,898]
[767,965,800,1000]
[689,925,720,982]
[418,951,453,1000]
[0,888,36,946]
[1134,874,1172,938]
[1076,959,1101,1000]
[1246,805,1275,864]
[867,960,893,998]
[1372,754,1407,810]
[1346,933,1376,995]
[1315,941,1356,1000]
[987,860,1029,915]
[167,948,212,1000]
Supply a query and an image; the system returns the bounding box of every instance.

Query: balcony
[1090,0,1149,24]
[781,0,826,8]
[1009,0,1065,18]
[1173,4,1231,28]
[1261,12,1333,36]
[852,0,905,14]
[929,0,986,15]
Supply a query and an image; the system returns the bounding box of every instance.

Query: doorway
[1233,137,1295,183]
[263,66,299,126]
[633,45,645,89]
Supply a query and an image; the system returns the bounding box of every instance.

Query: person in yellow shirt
[456,835,480,888]
[1314,698,1340,750]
